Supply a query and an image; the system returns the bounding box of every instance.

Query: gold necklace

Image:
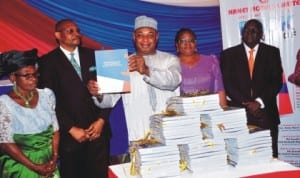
[13,85,34,108]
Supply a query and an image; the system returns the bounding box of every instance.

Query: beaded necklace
[13,85,34,108]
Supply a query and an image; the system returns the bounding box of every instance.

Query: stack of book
[198,107,272,167]
[130,93,274,176]
[225,129,272,167]
[200,107,249,140]
[165,94,221,113]
[150,113,202,145]
[178,139,228,173]
[131,143,181,178]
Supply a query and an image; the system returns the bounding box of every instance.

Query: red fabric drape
[0,0,103,55]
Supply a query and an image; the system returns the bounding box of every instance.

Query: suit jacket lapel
[237,44,252,80]
[252,44,264,80]
[79,48,89,82]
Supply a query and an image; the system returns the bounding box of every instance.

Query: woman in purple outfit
[175,28,227,108]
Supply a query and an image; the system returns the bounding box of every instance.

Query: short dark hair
[242,19,263,40]
[55,19,75,32]
[174,28,197,43]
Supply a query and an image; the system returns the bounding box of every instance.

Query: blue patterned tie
[70,53,82,79]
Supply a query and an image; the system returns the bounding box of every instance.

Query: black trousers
[59,135,110,178]
[270,125,279,158]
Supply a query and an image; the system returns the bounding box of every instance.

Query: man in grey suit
[220,19,283,158]
[38,19,111,178]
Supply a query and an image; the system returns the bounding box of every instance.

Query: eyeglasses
[59,28,81,34]
[178,39,196,44]
[14,72,40,80]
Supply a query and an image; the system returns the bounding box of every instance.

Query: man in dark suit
[38,19,111,178]
[220,19,283,158]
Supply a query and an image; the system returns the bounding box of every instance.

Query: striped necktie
[70,53,82,79]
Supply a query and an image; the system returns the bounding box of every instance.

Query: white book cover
[166,94,220,104]
[137,145,178,155]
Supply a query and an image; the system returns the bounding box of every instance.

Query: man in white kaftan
[123,50,181,141]
[89,15,181,142]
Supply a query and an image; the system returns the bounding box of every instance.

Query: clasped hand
[242,101,264,118]
[69,119,104,143]
[32,159,57,178]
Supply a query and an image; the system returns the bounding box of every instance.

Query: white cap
[134,15,157,31]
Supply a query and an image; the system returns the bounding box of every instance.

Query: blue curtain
[25,0,222,55]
